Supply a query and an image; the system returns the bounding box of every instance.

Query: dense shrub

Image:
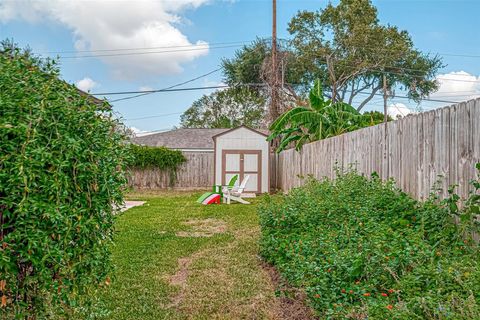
[0,42,129,317]
[129,144,186,170]
[259,167,480,319]
[129,144,186,186]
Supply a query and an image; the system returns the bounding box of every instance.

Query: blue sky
[1,0,479,133]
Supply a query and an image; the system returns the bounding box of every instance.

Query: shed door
[222,150,261,193]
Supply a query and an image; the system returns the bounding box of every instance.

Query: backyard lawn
[100,191,310,319]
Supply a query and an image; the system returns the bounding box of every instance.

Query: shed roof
[212,125,269,139]
[132,128,230,150]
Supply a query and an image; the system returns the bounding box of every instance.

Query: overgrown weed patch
[259,168,480,319]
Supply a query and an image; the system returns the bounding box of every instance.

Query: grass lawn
[99,191,289,319]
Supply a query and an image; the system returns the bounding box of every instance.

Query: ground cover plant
[0,41,129,318]
[259,167,480,319]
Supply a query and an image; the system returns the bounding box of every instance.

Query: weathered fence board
[276,99,480,201]
[128,152,214,190]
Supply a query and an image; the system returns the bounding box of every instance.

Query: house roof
[77,88,107,106]
[132,128,230,150]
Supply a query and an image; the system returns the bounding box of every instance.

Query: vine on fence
[129,145,187,187]
[444,162,480,239]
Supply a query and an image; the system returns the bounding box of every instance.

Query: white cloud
[388,103,415,119]
[0,0,210,79]
[129,127,151,137]
[75,77,97,92]
[430,71,480,101]
[139,86,153,92]
[202,78,227,92]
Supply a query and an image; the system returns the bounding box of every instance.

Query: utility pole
[383,74,389,179]
[270,0,279,125]
[271,0,279,191]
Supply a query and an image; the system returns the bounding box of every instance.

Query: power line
[332,63,480,84]
[126,112,183,121]
[58,44,243,59]
[42,39,267,54]
[354,91,459,104]
[90,56,478,105]
[133,127,175,136]
[95,68,479,99]
[120,86,466,126]
[287,49,480,81]
[306,60,480,84]
[94,83,265,97]
[277,37,480,60]
[107,68,222,102]
[96,81,460,104]
[51,42,480,85]
[39,35,480,60]
[429,93,480,98]
[437,52,480,58]
[117,86,460,126]
[426,90,480,94]
[54,44,480,86]
[101,85,229,96]
[123,93,454,127]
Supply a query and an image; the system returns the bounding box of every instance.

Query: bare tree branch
[356,84,382,111]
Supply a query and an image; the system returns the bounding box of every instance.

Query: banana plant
[268,80,363,152]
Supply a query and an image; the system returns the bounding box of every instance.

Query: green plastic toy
[196,175,238,204]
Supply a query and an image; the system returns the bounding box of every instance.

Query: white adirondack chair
[223,175,250,204]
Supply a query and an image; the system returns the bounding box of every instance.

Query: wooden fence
[275,99,480,201]
[128,152,214,189]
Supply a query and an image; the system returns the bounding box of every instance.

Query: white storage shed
[213,126,270,194]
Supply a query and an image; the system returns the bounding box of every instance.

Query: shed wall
[214,127,269,193]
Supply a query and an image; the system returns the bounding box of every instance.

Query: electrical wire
[126,112,183,121]
[296,56,480,83]
[353,91,459,104]
[133,127,175,136]
[42,39,267,54]
[278,38,480,60]
[58,44,243,59]
[99,81,460,104]
[106,68,222,102]
[42,37,480,60]
[94,83,265,97]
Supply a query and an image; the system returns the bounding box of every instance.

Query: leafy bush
[129,144,186,170]
[268,80,388,152]
[0,42,129,318]
[129,144,186,186]
[259,167,480,319]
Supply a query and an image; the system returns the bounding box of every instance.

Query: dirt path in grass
[105,191,314,320]
[164,217,314,319]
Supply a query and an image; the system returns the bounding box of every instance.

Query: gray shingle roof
[132,128,230,150]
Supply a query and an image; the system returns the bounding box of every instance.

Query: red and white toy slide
[201,193,221,205]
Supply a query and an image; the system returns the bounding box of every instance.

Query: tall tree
[222,38,306,102]
[180,87,266,128]
[180,39,303,129]
[288,0,443,111]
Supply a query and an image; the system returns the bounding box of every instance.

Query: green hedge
[0,41,129,317]
[259,167,480,319]
[129,144,186,170]
[129,145,186,186]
